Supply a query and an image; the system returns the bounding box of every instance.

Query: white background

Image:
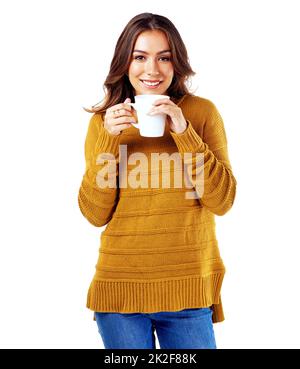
[0,0,299,349]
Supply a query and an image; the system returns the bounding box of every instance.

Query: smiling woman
[83,13,195,114]
[128,30,174,95]
[78,12,237,350]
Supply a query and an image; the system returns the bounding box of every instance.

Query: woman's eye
[134,56,171,61]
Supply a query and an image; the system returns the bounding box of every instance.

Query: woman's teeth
[141,80,161,87]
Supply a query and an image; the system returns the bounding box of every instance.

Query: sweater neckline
[172,94,189,107]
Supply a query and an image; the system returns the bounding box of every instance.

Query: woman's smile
[140,79,163,89]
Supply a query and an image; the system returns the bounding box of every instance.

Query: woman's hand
[104,98,136,136]
[147,98,187,134]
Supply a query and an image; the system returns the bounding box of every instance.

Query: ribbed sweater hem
[87,272,225,324]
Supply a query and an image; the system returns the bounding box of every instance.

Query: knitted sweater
[78,94,237,323]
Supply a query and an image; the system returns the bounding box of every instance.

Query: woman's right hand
[103,98,136,136]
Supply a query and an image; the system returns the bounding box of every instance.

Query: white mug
[129,94,170,137]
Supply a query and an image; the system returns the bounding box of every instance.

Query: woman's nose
[145,59,160,75]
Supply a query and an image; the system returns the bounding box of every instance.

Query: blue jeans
[94,307,217,349]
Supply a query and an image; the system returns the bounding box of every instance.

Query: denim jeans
[94,307,217,349]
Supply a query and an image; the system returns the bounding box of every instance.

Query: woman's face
[128,30,174,95]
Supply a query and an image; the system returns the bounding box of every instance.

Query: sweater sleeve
[169,102,237,216]
[78,113,121,227]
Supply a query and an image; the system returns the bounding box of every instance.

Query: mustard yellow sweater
[78,94,237,323]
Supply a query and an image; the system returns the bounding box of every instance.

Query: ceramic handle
[128,103,139,129]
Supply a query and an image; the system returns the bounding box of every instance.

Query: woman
[78,12,237,349]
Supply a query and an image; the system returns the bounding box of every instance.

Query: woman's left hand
[147,98,187,134]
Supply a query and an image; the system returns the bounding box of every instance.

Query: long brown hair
[83,13,196,116]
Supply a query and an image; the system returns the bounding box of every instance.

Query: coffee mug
[128,94,170,137]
